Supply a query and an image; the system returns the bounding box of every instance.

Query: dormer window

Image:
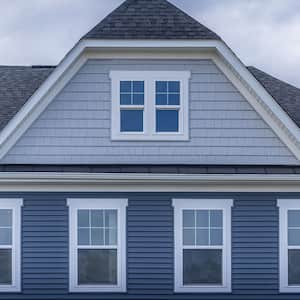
[110,71,190,141]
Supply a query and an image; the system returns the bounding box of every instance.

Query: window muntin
[173,199,232,293]
[155,81,180,133]
[120,81,144,132]
[68,199,127,293]
[110,71,190,141]
[0,199,22,293]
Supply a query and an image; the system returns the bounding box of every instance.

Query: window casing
[173,199,232,293]
[110,71,190,141]
[278,199,300,293]
[68,198,127,293]
[0,199,22,293]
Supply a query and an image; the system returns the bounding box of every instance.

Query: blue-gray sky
[0,0,299,87]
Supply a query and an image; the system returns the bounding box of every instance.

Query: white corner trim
[68,198,127,293]
[0,39,299,160]
[0,198,23,293]
[173,198,232,293]
[277,199,300,293]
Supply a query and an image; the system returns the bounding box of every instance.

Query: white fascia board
[0,39,299,160]
[0,173,300,192]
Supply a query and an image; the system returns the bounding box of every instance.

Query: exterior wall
[0,191,299,300]
[2,59,298,165]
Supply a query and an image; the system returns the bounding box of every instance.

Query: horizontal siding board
[2,59,297,165]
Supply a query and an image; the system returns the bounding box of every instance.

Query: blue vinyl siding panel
[1,192,300,299]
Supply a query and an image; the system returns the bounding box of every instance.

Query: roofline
[1,172,300,192]
[0,39,299,161]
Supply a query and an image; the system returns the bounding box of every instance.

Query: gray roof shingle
[0,66,54,130]
[82,0,220,40]
[248,66,300,127]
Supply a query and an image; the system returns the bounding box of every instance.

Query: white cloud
[0,0,299,87]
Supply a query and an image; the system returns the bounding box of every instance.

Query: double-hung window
[0,199,22,293]
[68,198,127,292]
[173,199,232,293]
[110,71,190,140]
[278,199,300,293]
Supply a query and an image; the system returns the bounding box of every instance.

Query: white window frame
[110,71,191,141]
[67,198,128,293]
[278,199,300,293]
[0,198,22,293]
[173,198,233,293]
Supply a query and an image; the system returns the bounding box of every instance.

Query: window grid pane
[288,210,300,247]
[78,209,118,246]
[0,209,13,246]
[155,81,180,105]
[120,81,144,105]
[183,209,223,246]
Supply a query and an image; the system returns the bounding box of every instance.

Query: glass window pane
[168,93,180,105]
[156,110,178,132]
[91,228,104,245]
[156,81,167,93]
[78,249,117,285]
[133,93,144,105]
[169,81,180,93]
[196,229,209,246]
[105,228,117,246]
[121,110,143,132]
[0,210,12,227]
[196,210,209,227]
[210,210,223,228]
[120,93,132,105]
[0,228,12,245]
[288,229,300,246]
[91,210,104,228]
[183,210,195,227]
[183,249,222,285]
[210,229,223,246]
[183,229,195,246]
[156,93,168,105]
[78,228,90,245]
[0,249,12,285]
[133,81,144,93]
[288,210,300,227]
[120,81,131,93]
[78,210,89,228]
[289,249,300,285]
[105,210,117,228]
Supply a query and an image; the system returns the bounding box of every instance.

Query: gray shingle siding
[2,59,297,165]
[0,192,299,299]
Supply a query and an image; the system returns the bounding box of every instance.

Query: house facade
[1,0,300,299]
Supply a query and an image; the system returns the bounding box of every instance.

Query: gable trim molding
[0,40,299,160]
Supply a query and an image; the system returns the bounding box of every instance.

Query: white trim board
[0,39,299,160]
[0,172,300,192]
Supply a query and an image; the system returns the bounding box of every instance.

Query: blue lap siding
[0,192,299,299]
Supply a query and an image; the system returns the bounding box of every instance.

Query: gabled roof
[83,0,220,40]
[248,66,300,127]
[0,66,54,131]
[0,65,299,132]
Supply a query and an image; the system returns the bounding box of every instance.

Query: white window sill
[111,132,189,141]
[69,285,126,293]
[175,285,231,293]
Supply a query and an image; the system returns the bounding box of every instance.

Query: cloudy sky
[0,0,299,87]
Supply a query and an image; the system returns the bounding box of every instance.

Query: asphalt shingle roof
[248,66,300,127]
[0,66,54,130]
[83,0,220,40]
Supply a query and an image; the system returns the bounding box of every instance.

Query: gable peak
[82,0,220,40]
